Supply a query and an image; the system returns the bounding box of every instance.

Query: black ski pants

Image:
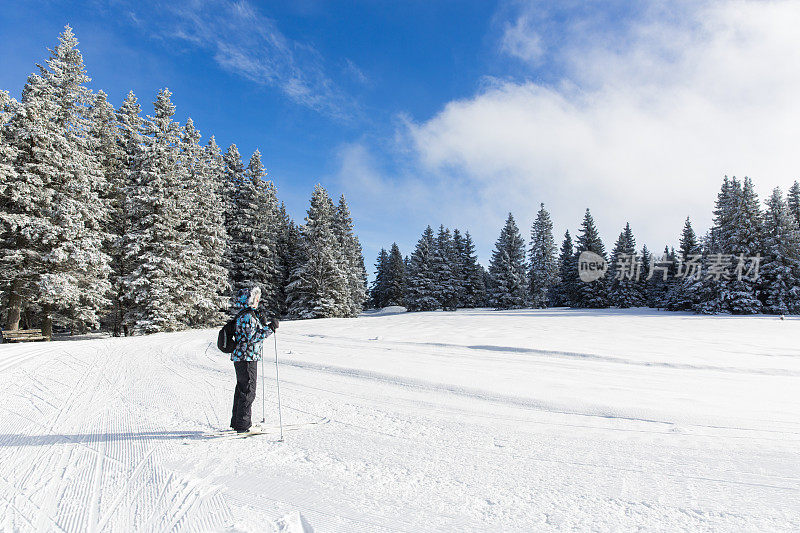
[231,360,258,431]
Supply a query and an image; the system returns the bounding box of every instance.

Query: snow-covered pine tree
[759,188,800,314]
[481,266,493,307]
[5,26,111,335]
[227,149,279,313]
[726,177,764,314]
[274,202,298,317]
[0,91,22,329]
[695,177,740,314]
[552,230,577,307]
[110,91,144,334]
[648,246,677,309]
[88,90,126,333]
[450,229,467,308]
[574,209,608,308]
[405,226,439,311]
[334,195,367,317]
[222,144,245,258]
[458,231,485,308]
[528,203,557,308]
[385,243,406,307]
[679,216,699,260]
[123,88,189,333]
[204,136,225,197]
[639,244,652,306]
[787,181,800,227]
[286,185,349,318]
[432,226,459,311]
[179,118,229,327]
[608,223,642,308]
[369,248,389,309]
[665,217,702,311]
[698,176,763,314]
[488,213,527,309]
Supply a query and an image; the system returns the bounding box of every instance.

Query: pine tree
[528,203,558,308]
[458,232,485,308]
[385,243,406,307]
[639,244,652,306]
[286,185,349,318]
[334,195,367,317]
[678,216,699,261]
[5,26,111,334]
[481,266,493,307]
[432,226,459,311]
[0,91,22,329]
[553,230,577,307]
[648,246,677,309]
[787,181,800,227]
[369,248,389,309]
[223,144,245,258]
[179,118,229,326]
[87,90,126,332]
[101,91,143,335]
[227,149,279,313]
[727,177,764,314]
[488,213,527,309]
[405,226,439,311]
[665,217,702,311]
[123,88,189,333]
[697,177,763,314]
[693,179,733,314]
[608,223,642,308]
[450,229,467,308]
[760,188,800,314]
[574,209,608,308]
[274,202,298,317]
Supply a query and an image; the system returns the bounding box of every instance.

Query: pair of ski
[200,417,330,441]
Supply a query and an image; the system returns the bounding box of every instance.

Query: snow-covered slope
[1,308,799,532]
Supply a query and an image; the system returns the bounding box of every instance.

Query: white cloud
[501,15,545,64]
[343,58,371,86]
[129,0,355,118]
[396,0,800,257]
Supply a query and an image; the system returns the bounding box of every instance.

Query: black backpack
[217,309,249,354]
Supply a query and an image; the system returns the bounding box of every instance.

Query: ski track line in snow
[278,374,800,445]
[269,382,800,529]
[223,482,431,533]
[291,332,800,377]
[282,331,800,433]
[0,337,235,532]
[247,370,800,525]
[0,345,59,373]
[280,357,800,435]
[273,378,800,493]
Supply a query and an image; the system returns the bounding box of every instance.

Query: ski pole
[274,332,284,441]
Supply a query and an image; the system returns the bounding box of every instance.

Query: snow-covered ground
[1,308,799,532]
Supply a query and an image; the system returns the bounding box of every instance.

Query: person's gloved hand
[268,317,279,331]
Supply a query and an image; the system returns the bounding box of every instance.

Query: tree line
[0,27,367,336]
[370,178,800,315]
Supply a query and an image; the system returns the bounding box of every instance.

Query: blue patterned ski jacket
[231,307,272,362]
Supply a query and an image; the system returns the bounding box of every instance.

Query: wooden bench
[1,329,50,343]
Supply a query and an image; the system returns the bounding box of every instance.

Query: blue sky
[3,1,800,272]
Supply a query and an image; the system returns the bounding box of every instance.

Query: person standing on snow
[231,286,279,433]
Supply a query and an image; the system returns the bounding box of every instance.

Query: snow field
[0,308,799,531]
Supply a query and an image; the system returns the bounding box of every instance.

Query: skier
[230,286,279,433]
